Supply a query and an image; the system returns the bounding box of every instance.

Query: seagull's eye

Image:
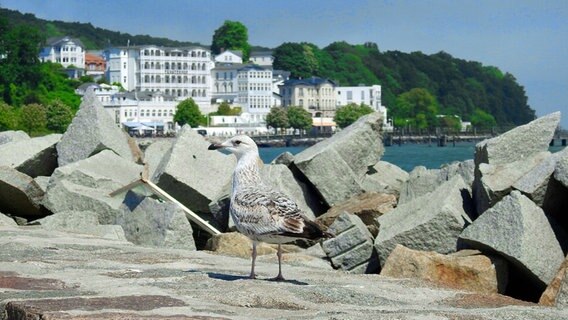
[234,140,242,145]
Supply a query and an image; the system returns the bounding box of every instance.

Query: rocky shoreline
[0,88,567,319]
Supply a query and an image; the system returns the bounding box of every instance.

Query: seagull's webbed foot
[248,272,257,279]
[271,274,285,281]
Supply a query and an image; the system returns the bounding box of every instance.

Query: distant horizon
[1,0,566,129]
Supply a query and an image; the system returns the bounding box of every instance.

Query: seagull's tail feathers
[292,219,334,241]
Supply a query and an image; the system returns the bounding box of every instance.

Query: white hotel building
[104,45,214,114]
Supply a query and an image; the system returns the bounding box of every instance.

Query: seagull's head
[208,135,259,159]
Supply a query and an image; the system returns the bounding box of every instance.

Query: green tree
[211,20,251,61]
[393,88,439,129]
[287,106,312,135]
[215,101,241,116]
[0,101,18,130]
[46,99,73,133]
[20,103,47,135]
[173,98,204,127]
[333,103,374,129]
[471,108,497,129]
[265,107,289,134]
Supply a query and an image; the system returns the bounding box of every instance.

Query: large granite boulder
[512,150,564,206]
[317,192,397,236]
[473,112,561,215]
[374,175,472,267]
[321,212,378,274]
[293,112,384,206]
[43,150,142,224]
[0,130,29,145]
[261,164,320,219]
[35,210,127,241]
[0,212,17,226]
[555,149,568,188]
[459,191,564,291]
[57,88,135,166]
[271,151,295,166]
[117,192,196,250]
[474,112,560,167]
[152,125,235,214]
[0,134,61,178]
[205,232,276,258]
[381,245,509,294]
[474,152,549,215]
[143,139,174,178]
[398,160,474,205]
[361,161,409,196]
[0,166,46,219]
[540,256,568,307]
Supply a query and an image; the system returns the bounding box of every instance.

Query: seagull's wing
[232,186,329,240]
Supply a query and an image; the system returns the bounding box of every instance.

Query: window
[123,62,126,69]
[347,91,353,100]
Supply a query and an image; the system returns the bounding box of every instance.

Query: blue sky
[2,0,567,128]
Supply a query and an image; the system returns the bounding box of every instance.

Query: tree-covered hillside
[0,7,203,49]
[274,41,535,127]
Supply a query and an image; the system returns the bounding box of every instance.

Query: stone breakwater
[0,88,567,318]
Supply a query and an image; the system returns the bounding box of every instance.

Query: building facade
[39,36,85,78]
[250,51,274,67]
[335,84,389,127]
[279,77,337,118]
[214,50,243,64]
[85,52,106,80]
[104,45,213,113]
[237,65,273,124]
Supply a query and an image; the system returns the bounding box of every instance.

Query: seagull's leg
[274,244,285,281]
[249,241,257,279]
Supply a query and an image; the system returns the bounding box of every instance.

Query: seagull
[208,135,332,280]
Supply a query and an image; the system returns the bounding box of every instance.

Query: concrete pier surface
[1,225,566,320]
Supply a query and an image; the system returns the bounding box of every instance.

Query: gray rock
[474,152,549,215]
[0,130,29,145]
[56,87,135,166]
[36,210,127,241]
[261,164,319,219]
[474,112,560,167]
[321,212,378,273]
[143,139,173,178]
[554,148,568,188]
[459,191,564,289]
[0,212,16,226]
[362,161,409,196]
[118,192,196,250]
[271,151,295,166]
[208,181,232,231]
[152,125,235,214]
[440,160,475,187]
[398,166,440,204]
[0,166,45,218]
[375,175,472,267]
[43,150,143,224]
[398,160,475,205]
[512,151,560,206]
[0,134,61,178]
[33,176,50,193]
[293,112,384,206]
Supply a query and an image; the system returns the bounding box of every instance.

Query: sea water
[258,143,566,172]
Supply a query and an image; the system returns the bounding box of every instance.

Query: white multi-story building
[211,63,242,104]
[214,50,243,64]
[250,51,274,67]
[104,45,213,113]
[39,36,85,78]
[279,77,337,118]
[335,84,389,127]
[237,65,273,124]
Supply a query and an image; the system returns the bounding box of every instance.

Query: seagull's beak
[208,143,222,150]
[208,140,231,150]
